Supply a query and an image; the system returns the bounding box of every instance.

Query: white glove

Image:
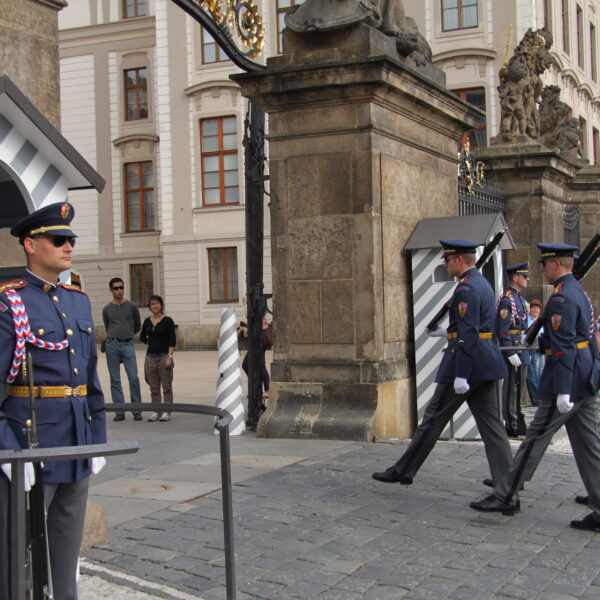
[453,377,470,394]
[426,326,447,338]
[520,333,528,345]
[1,462,36,492]
[91,457,106,475]
[556,393,573,414]
[507,353,521,369]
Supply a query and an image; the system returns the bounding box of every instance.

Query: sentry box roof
[405,213,515,252]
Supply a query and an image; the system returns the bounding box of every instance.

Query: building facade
[58,0,287,347]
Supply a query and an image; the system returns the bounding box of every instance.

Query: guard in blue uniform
[372,240,513,488]
[496,262,531,437]
[0,203,106,598]
[471,243,600,528]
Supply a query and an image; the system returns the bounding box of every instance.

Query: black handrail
[105,402,237,600]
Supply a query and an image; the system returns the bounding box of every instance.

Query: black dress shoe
[133,413,143,421]
[372,467,413,485]
[570,512,600,531]
[469,494,520,515]
[113,414,125,422]
[483,478,493,488]
[575,495,590,505]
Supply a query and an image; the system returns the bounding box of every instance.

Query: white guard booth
[405,213,515,440]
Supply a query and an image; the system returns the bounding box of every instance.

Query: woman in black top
[140,295,176,421]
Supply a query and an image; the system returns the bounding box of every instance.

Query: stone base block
[258,378,415,441]
[80,500,108,552]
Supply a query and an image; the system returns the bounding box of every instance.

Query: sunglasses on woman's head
[32,235,76,248]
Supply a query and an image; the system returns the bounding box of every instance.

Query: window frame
[593,126,599,164]
[576,4,584,68]
[124,67,148,122]
[452,87,487,149]
[199,116,239,207]
[200,27,226,64]
[591,21,597,81]
[124,161,155,233]
[129,263,153,307]
[441,0,478,32]
[123,0,146,19]
[563,0,571,54]
[208,247,239,303]
[544,0,553,32]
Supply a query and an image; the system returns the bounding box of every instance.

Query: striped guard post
[214,307,245,435]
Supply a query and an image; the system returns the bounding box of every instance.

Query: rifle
[426,230,506,331]
[525,234,600,345]
[24,352,53,599]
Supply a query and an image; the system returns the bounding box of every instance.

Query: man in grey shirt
[102,277,142,420]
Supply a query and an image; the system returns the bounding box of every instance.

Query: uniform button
[87,327,92,333]
[37,329,44,335]
[62,313,67,318]
[53,296,59,302]
[73,368,79,374]
[70,349,75,355]
[88,416,92,422]
[67,329,73,335]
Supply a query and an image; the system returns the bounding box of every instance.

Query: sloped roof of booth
[0,75,105,192]
[405,213,515,251]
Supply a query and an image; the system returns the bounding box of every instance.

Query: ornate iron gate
[170,0,269,429]
[457,140,506,216]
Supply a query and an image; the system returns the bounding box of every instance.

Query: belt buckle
[70,386,81,397]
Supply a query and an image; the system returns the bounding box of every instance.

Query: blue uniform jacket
[436,267,508,383]
[538,273,600,400]
[0,271,106,483]
[495,286,531,365]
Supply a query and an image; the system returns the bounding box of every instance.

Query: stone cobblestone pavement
[83,436,599,600]
[78,350,600,599]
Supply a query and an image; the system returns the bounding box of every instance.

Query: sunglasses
[112,286,124,291]
[33,235,76,248]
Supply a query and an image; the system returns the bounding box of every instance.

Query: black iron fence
[563,203,580,247]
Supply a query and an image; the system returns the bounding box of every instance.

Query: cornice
[184,80,240,96]
[433,47,496,63]
[113,133,159,147]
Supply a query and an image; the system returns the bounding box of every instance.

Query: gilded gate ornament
[195,0,265,58]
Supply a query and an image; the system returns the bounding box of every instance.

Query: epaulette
[60,283,87,295]
[0,279,26,295]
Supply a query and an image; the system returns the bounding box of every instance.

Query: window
[576,5,584,67]
[124,67,148,121]
[591,22,597,81]
[544,0,553,32]
[201,28,226,64]
[130,264,153,306]
[442,0,478,31]
[580,116,586,155]
[452,88,486,148]
[593,127,599,164]
[208,248,238,302]
[563,0,570,54]
[123,0,146,18]
[124,162,155,232]
[200,116,239,206]
[276,0,305,54]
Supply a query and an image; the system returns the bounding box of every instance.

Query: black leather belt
[107,338,132,342]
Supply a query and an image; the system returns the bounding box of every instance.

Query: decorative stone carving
[538,85,581,158]
[495,27,553,142]
[285,0,432,66]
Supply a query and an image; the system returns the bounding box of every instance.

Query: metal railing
[0,402,237,600]
[106,402,237,600]
[0,441,139,600]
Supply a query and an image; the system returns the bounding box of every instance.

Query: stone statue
[538,85,581,158]
[285,0,432,66]
[496,27,553,142]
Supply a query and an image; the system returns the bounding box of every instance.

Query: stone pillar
[0,0,67,129]
[474,144,580,303]
[233,24,481,441]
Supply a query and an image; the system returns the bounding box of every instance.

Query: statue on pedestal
[285,0,432,66]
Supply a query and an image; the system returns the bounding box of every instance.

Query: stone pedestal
[474,144,584,303]
[233,24,481,440]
